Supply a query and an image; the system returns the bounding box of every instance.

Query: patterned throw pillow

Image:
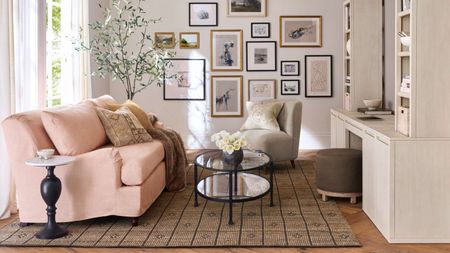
[96,106,152,147]
[240,101,284,131]
[106,100,153,130]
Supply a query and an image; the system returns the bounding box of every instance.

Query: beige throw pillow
[96,106,152,147]
[240,102,284,131]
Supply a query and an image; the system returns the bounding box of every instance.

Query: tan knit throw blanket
[147,116,187,192]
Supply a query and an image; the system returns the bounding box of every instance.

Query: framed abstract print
[210,30,243,71]
[248,79,276,102]
[163,58,206,100]
[280,16,323,47]
[211,76,243,117]
[246,41,277,72]
[305,55,333,97]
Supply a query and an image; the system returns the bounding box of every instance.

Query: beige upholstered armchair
[241,100,302,167]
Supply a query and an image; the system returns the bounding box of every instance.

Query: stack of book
[357,108,393,115]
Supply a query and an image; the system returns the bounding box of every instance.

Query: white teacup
[37,149,55,160]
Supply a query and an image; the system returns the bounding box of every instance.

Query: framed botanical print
[280,16,323,47]
[228,0,267,17]
[281,80,300,95]
[163,58,206,100]
[305,55,333,97]
[155,32,176,49]
[180,32,200,49]
[210,30,243,71]
[248,79,276,102]
[211,76,243,117]
[246,41,277,72]
[251,22,270,38]
[281,61,300,76]
[189,2,218,27]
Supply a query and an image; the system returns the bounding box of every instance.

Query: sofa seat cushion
[41,102,108,155]
[241,129,293,162]
[118,141,165,186]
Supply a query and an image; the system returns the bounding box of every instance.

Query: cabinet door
[375,136,391,238]
[336,116,346,148]
[331,113,337,148]
[362,130,377,222]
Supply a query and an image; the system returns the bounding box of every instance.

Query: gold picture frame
[211,75,243,117]
[280,16,323,48]
[180,32,200,49]
[155,32,176,49]
[210,30,243,72]
[248,79,276,102]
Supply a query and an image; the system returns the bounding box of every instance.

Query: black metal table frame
[193,150,274,225]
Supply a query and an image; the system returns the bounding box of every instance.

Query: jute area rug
[0,156,360,248]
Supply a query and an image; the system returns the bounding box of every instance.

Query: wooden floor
[1,151,449,253]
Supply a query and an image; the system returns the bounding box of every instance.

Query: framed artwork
[248,79,276,102]
[155,32,176,49]
[211,76,243,117]
[180,32,200,49]
[210,30,243,71]
[281,80,300,95]
[305,55,333,97]
[251,22,270,38]
[281,61,300,76]
[246,41,277,72]
[189,3,218,27]
[228,0,267,17]
[280,16,323,47]
[163,59,206,100]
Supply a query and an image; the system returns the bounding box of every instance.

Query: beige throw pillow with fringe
[240,101,284,131]
[96,106,152,147]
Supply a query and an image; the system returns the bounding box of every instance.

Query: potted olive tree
[78,0,175,100]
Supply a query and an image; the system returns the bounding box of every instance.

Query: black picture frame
[281,80,300,95]
[280,61,300,76]
[246,41,277,72]
[189,2,218,27]
[163,58,206,101]
[305,55,333,98]
[251,22,271,38]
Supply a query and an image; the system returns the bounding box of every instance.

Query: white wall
[384,0,396,109]
[89,0,110,97]
[107,0,344,149]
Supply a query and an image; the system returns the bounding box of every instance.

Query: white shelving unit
[343,0,383,111]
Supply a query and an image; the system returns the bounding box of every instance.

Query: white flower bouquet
[211,131,247,155]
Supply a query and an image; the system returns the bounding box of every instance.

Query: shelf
[345,56,351,60]
[345,82,351,87]
[344,0,350,6]
[398,91,411,98]
[398,9,411,17]
[345,29,351,34]
[398,51,410,57]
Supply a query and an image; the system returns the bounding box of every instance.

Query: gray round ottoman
[316,149,362,204]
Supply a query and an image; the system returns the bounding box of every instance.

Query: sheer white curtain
[60,0,91,104]
[0,0,45,220]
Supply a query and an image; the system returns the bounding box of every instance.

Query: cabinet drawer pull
[365,131,375,138]
[346,121,363,131]
[376,136,389,146]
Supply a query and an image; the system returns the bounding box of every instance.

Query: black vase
[223,149,244,166]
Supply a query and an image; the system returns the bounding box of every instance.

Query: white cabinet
[330,109,450,243]
[330,112,346,148]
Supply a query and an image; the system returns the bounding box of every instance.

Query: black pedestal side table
[25,155,75,239]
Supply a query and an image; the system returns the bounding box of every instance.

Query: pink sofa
[2,95,166,225]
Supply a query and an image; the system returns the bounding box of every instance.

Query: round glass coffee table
[194,149,274,225]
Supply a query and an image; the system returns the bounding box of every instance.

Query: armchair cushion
[241,129,293,162]
[240,101,284,131]
[96,106,152,147]
[41,102,108,155]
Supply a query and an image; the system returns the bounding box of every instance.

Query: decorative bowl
[37,149,55,160]
[363,99,382,110]
[400,37,411,48]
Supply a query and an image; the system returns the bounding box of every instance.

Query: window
[46,0,62,107]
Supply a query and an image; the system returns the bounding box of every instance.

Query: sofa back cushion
[41,102,108,155]
[96,106,153,147]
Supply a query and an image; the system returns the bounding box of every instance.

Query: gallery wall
[89,0,397,149]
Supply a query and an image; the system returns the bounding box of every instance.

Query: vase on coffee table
[223,149,244,166]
